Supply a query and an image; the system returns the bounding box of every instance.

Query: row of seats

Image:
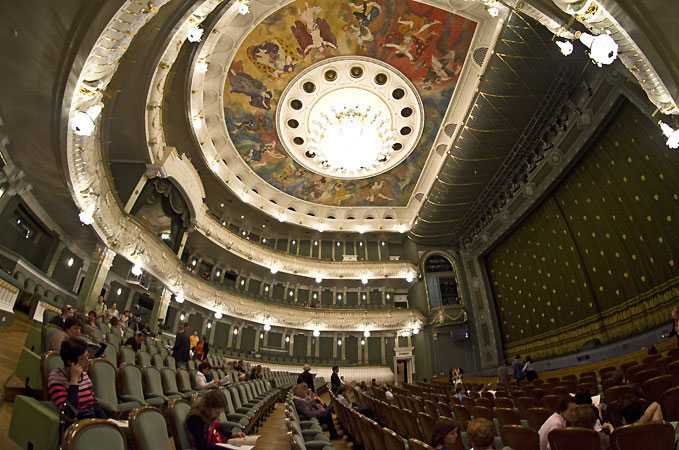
[284,391,335,450]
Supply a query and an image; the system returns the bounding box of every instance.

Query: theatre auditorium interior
[2,0,679,450]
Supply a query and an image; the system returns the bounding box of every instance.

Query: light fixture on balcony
[131,264,143,277]
[187,27,204,43]
[285,336,290,343]
[659,121,679,149]
[361,276,369,285]
[360,339,365,346]
[116,288,122,296]
[175,291,185,303]
[215,311,222,319]
[263,323,271,331]
[315,276,323,284]
[363,330,371,338]
[179,313,185,321]
[207,322,212,329]
[71,103,103,137]
[313,329,320,337]
[337,339,342,346]
[578,31,618,67]
[66,257,74,267]
[233,328,238,335]
[556,40,574,56]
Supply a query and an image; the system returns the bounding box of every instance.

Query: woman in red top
[47,337,106,420]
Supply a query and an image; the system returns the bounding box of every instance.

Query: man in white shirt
[538,398,578,450]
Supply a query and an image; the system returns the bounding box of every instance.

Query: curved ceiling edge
[64,0,423,331]
[154,147,419,280]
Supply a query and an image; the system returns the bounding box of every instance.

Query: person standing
[497,360,511,386]
[173,322,191,368]
[668,307,679,345]
[512,355,524,382]
[297,364,315,392]
[331,366,342,395]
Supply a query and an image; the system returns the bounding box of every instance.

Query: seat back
[168,399,193,450]
[119,364,145,402]
[107,333,122,349]
[542,394,562,411]
[610,422,675,450]
[161,368,179,394]
[452,405,470,429]
[164,356,176,370]
[63,419,126,450]
[642,375,675,402]
[118,347,135,365]
[515,396,536,415]
[659,386,679,421]
[130,406,172,450]
[103,344,118,367]
[526,407,551,431]
[136,352,151,368]
[494,397,514,409]
[470,405,494,421]
[408,438,435,450]
[220,388,238,415]
[382,427,407,450]
[417,412,436,442]
[495,407,521,426]
[152,354,164,369]
[142,367,164,397]
[501,425,540,450]
[176,369,192,393]
[89,359,120,409]
[548,427,600,450]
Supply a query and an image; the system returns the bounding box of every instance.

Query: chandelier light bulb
[556,40,573,56]
[659,121,679,149]
[285,336,290,343]
[131,264,143,277]
[363,330,371,338]
[263,323,271,331]
[116,288,122,296]
[187,27,204,43]
[315,276,323,284]
[233,328,238,335]
[207,322,212,329]
[578,32,618,67]
[214,311,222,319]
[313,329,320,337]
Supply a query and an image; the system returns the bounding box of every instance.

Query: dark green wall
[486,100,679,355]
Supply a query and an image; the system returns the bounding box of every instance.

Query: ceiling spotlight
[220,203,224,208]
[215,311,222,319]
[263,323,271,331]
[196,61,209,74]
[131,264,143,276]
[116,288,122,296]
[71,103,103,137]
[313,329,320,337]
[363,330,371,338]
[578,31,618,67]
[66,257,74,267]
[175,291,185,303]
[556,40,574,56]
[240,215,245,220]
[187,27,204,43]
[659,121,679,149]
[207,322,212,329]
[235,0,250,15]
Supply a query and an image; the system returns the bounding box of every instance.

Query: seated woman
[621,399,664,425]
[47,337,106,422]
[574,405,612,450]
[186,390,248,450]
[430,419,460,450]
[195,362,229,390]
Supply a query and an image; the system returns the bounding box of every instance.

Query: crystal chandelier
[307,88,395,178]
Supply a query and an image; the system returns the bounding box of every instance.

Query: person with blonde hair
[467,417,495,450]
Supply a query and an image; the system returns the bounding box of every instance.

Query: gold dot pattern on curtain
[486,100,679,346]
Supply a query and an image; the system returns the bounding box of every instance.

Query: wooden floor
[0,313,31,450]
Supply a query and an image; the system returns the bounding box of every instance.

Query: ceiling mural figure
[224,0,477,207]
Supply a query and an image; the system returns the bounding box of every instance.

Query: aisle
[254,402,291,450]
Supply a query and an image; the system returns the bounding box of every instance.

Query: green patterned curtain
[486,100,679,358]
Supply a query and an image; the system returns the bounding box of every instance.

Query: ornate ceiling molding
[546,0,678,115]
[185,0,506,233]
[63,0,423,330]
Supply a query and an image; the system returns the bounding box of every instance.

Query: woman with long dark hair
[186,390,245,450]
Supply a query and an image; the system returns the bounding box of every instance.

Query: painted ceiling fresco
[223,0,477,207]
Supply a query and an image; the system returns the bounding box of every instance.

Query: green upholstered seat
[119,364,165,407]
[89,359,141,417]
[151,354,164,369]
[9,395,60,450]
[168,399,196,450]
[227,385,257,415]
[144,366,180,401]
[15,347,43,391]
[161,368,192,400]
[220,388,251,425]
[130,407,172,450]
[102,344,118,367]
[136,351,151,368]
[164,356,176,370]
[176,369,195,396]
[63,419,126,450]
[118,347,135,365]
[106,333,121,349]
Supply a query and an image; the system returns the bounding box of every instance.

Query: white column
[288,334,295,356]
[306,332,312,358]
[340,335,346,360]
[380,337,386,365]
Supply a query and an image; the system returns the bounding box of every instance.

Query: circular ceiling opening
[276,56,423,180]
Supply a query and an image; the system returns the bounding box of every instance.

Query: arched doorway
[423,253,460,309]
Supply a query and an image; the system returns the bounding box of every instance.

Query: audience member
[108,303,119,319]
[47,317,83,352]
[173,322,191,368]
[331,365,342,394]
[669,306,679,344]
[297,364,315,392]
[467,417,495,450]
[189,331,200,352]
[292,383,339,439]
[96,296,107,316]
[249,364,262,380]
[186,389,246,449]
[125,331,145,352]
[83,311,98,339]
[202,335,210,360]
[194,337,205,361]
[538,397,577,450]
[120,310,130,329]
[195,362,220,390]
[573,405,612,450]
[109,317,124,338]
[497,360,511,385]
[49,305,74,328]
[430,419,460,450]
[454,387,465,403]
[512,355,524,382]
[620,399,664,425]
[523,356,538,381]
[47,337,105,424]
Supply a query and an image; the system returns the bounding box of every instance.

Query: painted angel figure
[291,3,338,56]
